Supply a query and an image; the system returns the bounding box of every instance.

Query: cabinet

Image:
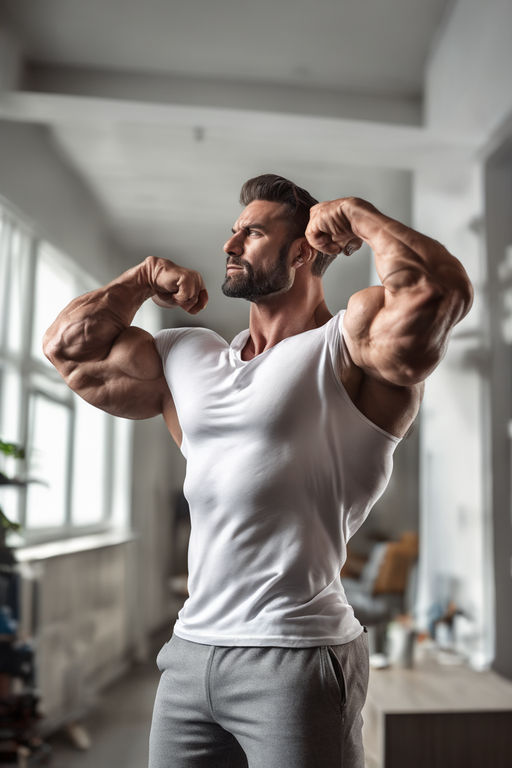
[362,658,512,768]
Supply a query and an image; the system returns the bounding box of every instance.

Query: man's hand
[146,257,209,314]
[305,198,365,257]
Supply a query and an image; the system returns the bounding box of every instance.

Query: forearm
[43,257,154,365]
[343,198,473,315]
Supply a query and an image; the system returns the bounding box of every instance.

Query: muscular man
[43,174,472,768]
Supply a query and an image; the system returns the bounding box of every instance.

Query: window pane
[0,365,24,526]
[111,417,133,527]
[0,214,31,356]
[26,394,71,528]
[31,245,78,364]
[0,486,20,526]
[0,365,22,444]
[6,226,31,355]
[71,395,108,525]
[0,215,10,350]
[0,199,126,542]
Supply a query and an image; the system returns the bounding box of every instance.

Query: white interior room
[0,1,511,766]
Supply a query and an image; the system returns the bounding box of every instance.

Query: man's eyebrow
[231,222,268,234]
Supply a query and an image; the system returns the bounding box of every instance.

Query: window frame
[0,195,132,545]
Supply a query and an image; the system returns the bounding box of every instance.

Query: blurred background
[0,1,511,766]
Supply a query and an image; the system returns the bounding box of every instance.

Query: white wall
[425,0,512,143]
[414,163,491,666]
[413,0,512,670]
[0,121,128,282]
[484,140,512,679]
[0,25,21,91]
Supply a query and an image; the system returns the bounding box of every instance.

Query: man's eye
[248,229,261,236]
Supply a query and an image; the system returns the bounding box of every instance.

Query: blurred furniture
[342,532,419,650]
[0,549,50,766]
[362,655,512,768]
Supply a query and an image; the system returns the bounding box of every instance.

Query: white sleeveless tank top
[155,311,400,647]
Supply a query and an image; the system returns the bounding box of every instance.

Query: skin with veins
[42,195,473,444]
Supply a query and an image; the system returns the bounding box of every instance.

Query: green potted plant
[0,439,24,551]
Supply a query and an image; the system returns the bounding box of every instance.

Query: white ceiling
[0,0,461,336]
[2,0,449,95]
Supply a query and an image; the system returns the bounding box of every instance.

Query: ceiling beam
[0,87,478,175]
[22,62,423,128]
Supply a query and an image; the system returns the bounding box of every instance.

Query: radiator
[18,542,135,734]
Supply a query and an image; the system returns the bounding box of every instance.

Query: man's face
[222,200,296,302]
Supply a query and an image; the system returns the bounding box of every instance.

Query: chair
[342,532,419,653]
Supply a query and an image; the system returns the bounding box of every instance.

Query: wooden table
[362,656,512,768]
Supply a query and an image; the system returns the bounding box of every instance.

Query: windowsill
[13,530,138,562]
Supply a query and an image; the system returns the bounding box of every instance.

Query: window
[25,393,72,529]
[0,197,154,543]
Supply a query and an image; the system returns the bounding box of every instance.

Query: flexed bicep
[330,197,472,387]
[43,256,207,423]
[65,326,169,419]
[343,281,458,387]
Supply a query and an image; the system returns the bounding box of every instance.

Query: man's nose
[223,232,244,256]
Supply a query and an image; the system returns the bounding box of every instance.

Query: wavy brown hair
[239,174,336,276]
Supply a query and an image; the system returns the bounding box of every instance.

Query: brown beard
[221,242,292,302]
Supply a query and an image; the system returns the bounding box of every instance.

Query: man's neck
[242,283,332,360]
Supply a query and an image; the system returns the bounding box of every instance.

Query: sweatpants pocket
[155,637,173,671]
[321,645,347,709]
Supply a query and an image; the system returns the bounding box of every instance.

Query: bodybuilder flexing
[43,174,473,768]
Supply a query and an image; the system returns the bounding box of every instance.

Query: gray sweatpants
[149,630,369,768]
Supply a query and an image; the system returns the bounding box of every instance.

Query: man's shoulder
[155,325,222,340]
[154,325,227,360]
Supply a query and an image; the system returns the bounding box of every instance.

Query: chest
[169,334,332,441]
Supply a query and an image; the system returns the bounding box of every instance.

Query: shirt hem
[172,624,364,648]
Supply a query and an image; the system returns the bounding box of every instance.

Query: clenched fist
[306,198,365,257]
[144,256,209,314]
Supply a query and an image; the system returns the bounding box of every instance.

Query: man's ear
[293,238,316,267]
